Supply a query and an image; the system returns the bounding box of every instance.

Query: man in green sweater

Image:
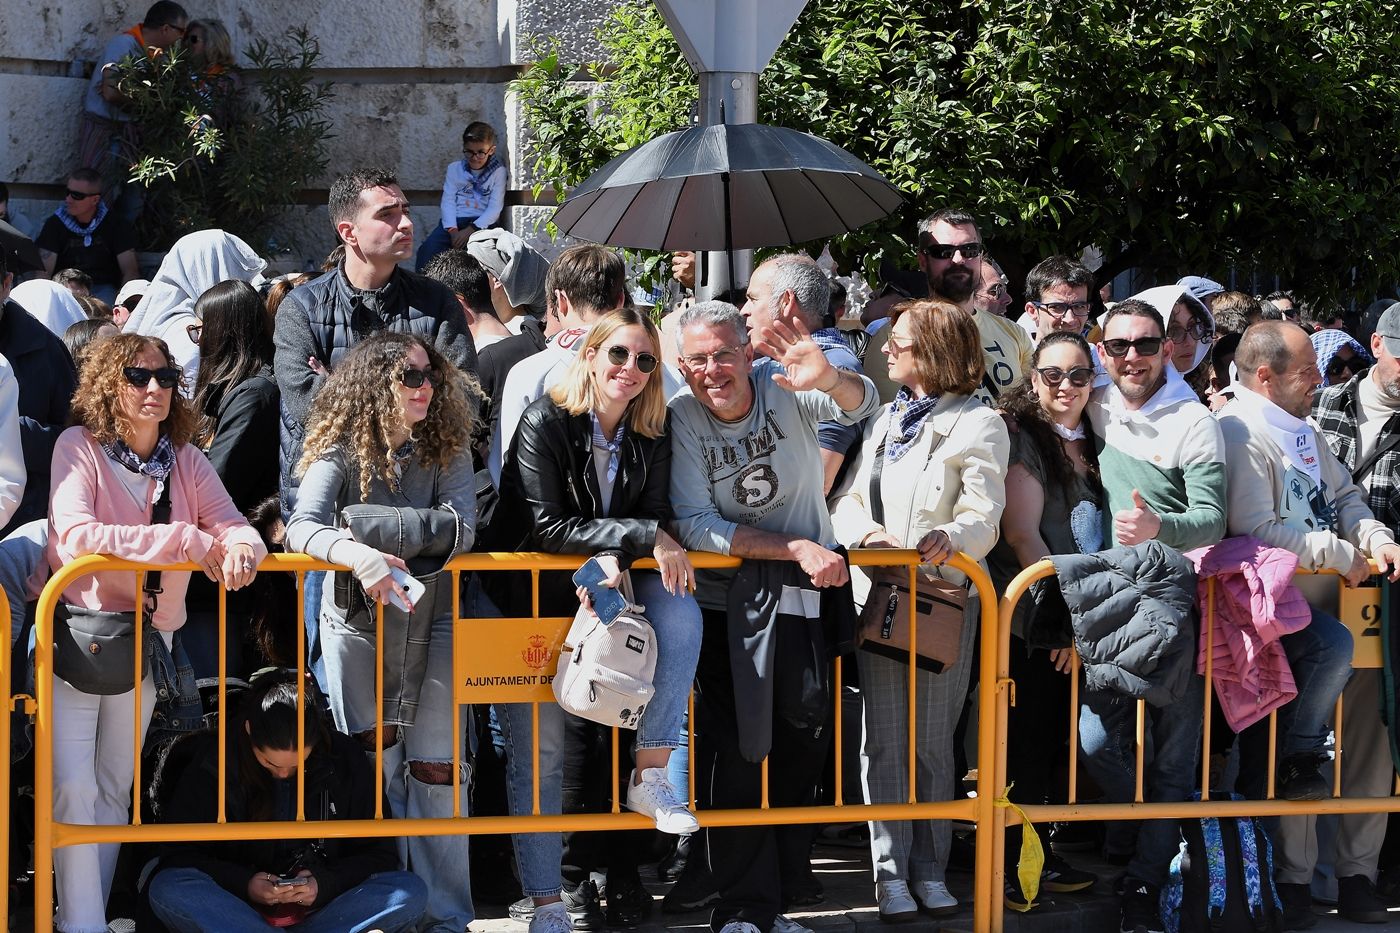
[1082,298,1227,933]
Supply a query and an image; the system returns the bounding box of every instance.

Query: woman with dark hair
[988,329,1105,909]
[62,317,118,373]
[285,332,479,932]
[146,671,428,932]
[190,279,279,513]
[47,333,266,933]
[830,299,1008,920]
[492,306,701,931]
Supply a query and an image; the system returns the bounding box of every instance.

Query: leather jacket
[492,395,672,612]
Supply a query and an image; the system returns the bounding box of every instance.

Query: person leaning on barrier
[490,307,702,933]
[668,299,880,933]
[1220,320,1400,925]
[46,333,266,933]
[986,330,1105,911]
[284,333,479,933]
[1082,298,1227,933]
[146,671,428,932]
[828,298,1009,921]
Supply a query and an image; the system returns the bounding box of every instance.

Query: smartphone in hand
[571,557,629,626]
[388,566,425,612]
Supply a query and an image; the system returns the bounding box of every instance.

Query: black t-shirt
[35,211,137,285]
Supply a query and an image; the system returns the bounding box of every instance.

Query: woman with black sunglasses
[47,333,266,933]
[285,332,480,932]
[490,306,701,932]
[987,329,1105,909]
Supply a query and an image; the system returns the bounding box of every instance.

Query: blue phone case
[571,558,629,626]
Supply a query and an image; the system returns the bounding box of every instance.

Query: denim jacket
[147,629,204,743]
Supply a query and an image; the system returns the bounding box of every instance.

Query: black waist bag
[53,606,144,695]
[53,478,171,695]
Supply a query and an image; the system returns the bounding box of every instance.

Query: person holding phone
[493,307,702,933]
[285,332,479,932]
[146,671,428,932]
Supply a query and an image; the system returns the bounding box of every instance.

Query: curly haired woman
[284,332,479,932]
[48,333,266,933]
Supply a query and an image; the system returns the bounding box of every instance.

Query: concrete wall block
[13,0,504,70]
[509,0,624,66]
[2,75,89,184]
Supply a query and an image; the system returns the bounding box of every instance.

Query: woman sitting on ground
[146,670,427,932]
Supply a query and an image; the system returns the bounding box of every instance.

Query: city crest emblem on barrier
[522,634,552,670]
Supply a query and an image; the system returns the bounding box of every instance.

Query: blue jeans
[0,519,46,645]
[302,570,327,694]
[630,572,702,748]
[1277,607,1354,759]
[1079,671,1204,889]
[147,866,427,933]
[415,216,476,272]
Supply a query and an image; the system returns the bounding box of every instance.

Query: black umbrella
[551,122,903,256]
[0,219,43,274]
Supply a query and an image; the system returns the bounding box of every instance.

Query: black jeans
[560,712,646,885]
[1003,636,1073,864]
[695,608,831,933]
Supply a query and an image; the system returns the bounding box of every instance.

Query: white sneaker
[719,923,761,933]
[911,880,959,916]
[626,767,701,834]
[772,915,814,933]
[529,901,573,933]
[876,880,919,922]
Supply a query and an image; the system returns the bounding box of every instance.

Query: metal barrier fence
[990,560,1400,933]
[29,549,1004,933]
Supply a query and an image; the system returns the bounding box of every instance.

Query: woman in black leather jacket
[493,308,703,929]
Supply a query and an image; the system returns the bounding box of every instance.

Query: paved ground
[469,831,1400,933]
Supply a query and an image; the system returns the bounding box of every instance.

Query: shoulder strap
[142,478,175,610]
[869,438,887,527]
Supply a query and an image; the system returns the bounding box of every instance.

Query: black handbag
[53,479,172,694]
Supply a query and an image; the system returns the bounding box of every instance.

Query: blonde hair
[296,334,481,503]
[549,308,667,438]
[189,18,234,69]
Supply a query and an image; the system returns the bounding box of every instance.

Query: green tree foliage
[514,0,1400,302]
[114,28,333,252]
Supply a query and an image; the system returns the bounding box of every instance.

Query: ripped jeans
[322,610,473,933]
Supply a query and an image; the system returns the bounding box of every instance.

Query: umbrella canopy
[552,122,903,252]
[0,218,43,273]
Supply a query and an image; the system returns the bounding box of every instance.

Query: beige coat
[831,393,1009,602]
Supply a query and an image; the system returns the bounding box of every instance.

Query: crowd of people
[2,4,1400,933]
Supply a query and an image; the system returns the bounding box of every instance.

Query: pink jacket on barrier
[1185,535,1312,732]
[47,426,267,632]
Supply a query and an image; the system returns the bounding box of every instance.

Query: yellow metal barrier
[31,549,1003,933]
[990,560,1400,933]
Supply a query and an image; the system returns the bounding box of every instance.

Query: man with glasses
[79,1,189,191]
[1021,255,1098,342]
[668,299,879,933]
[974,257,1012,316]
[1083,298,1226,933]
[34,168,138,304]
[916,208,1031,407]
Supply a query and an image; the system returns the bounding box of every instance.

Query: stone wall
[1,0,622,264]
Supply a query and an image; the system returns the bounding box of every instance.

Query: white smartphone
[387,566,425,612]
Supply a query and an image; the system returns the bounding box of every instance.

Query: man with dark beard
[915,208,1032,407]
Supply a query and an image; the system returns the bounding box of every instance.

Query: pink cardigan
[46,426,268,631]
[1186,535,1311,732]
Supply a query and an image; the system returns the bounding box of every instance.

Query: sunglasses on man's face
[1101,337,1165,358]
[66,189,101,201]
[919,241,985,261]
[123,366,180,389]
[1035,366,1095,388]
[606,345,658,374]
[398,367,441,389]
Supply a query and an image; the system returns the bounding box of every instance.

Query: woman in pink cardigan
[47,333,266,933]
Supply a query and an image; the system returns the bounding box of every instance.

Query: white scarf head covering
[10,279,88,339]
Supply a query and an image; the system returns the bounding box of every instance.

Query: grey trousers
[858,595,979,884]
[1276,669,1394,883]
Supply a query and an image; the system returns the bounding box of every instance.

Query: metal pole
[695,72,756,301]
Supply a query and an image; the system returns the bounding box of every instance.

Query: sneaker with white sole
[772,915,815,933]
[911,880,959,916]
[876,880,919,922]
[626,767,700,834]
[529,901,573,933]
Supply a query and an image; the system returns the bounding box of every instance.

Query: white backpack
[553,572,658,729]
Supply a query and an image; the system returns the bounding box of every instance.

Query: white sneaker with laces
[626,767,701,834]
[529,901,574,933]
[772,915,815,933]
[911,880,959,916]
[876,879,919,922]
[718,923,761,933]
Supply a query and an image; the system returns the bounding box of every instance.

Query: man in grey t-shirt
[669,300,878,933]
